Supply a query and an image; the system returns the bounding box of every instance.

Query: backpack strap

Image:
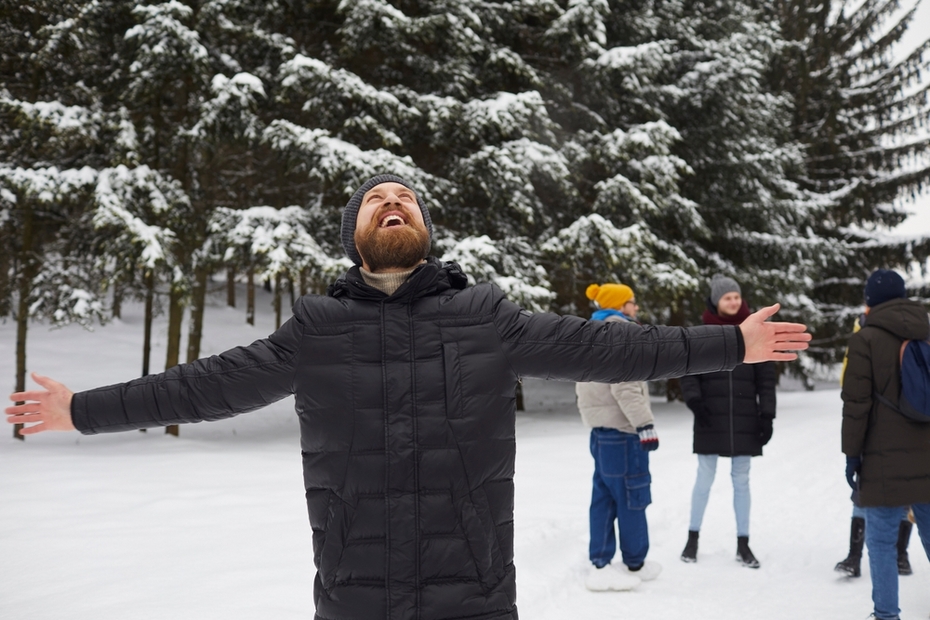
[861,324,907,413]
[873,391,899,413]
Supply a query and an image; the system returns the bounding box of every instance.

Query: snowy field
[2,284,928,620]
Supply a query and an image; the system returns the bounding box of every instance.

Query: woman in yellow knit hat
[586,283,636,318]
[575,283,661,591]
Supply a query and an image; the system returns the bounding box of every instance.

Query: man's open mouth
[379,213,407,228]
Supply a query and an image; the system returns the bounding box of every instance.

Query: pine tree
[209,205,348,327]
[772,0,930,365]
[0,0,120,438]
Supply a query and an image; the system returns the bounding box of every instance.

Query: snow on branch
[187,72,266,140]
[125,1,209,86]
[93,165,186,269]
[279,54,420,127]
[28,254,107,328]
[211,205,350,281]
[0,95,103,136]
[0,165,98,205]
[542,213,700,298]
[262,119,444,208]
[421,91,558,148]
[439,234,554,312]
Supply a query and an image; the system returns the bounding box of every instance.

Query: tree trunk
[14,275,29,441]
[299,267,308,296]
[0,247,11,317]
[274,272,282,330]
[288,274,295,307]
[142,269,154,376]
[226,265,236,307]
[139,269,154,433]
[164,283,185,437]
[246,266,255,326]
[13,203,35,440]
[112,282,123,319]
[187,266,208,363]
[515,381,524,412]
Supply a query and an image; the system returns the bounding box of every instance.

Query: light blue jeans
[689,454,751,537]
[863,503,930,620]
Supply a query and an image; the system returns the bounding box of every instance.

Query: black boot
[681,530,699,563]
[736,536,759,568]
[835,516,865,577]
[897,519,913,576]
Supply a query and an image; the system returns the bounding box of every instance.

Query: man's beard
[355,208,431,272]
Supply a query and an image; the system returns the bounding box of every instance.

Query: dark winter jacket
[71,258,744,620]
[680,307,777,458]
[842,297,930,507]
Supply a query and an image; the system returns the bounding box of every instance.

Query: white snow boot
[623,560,662,581]
[585,564,642,592]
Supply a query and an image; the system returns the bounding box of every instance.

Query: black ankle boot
[835,516,865,578]
[681,530,699,563]
[897,519,913,576]
[736,536,759,568]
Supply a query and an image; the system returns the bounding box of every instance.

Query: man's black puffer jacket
[71,259,744,620]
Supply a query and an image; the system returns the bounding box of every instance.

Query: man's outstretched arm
[494,293,810,384]
[6,311,306,435]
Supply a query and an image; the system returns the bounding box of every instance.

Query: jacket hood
[866,298,930,340]
[327,256,468,302]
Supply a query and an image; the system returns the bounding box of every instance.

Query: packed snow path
[1,288,927,619]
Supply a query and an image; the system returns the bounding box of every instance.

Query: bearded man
[7,174,810,620]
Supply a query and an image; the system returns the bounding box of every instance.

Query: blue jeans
[863,503,930,620]
[689,454,751,537]
[851,503,909,521]
[589,428,652,568]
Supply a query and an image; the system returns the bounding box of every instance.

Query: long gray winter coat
[842,297,930,507]
[71,259,744,620]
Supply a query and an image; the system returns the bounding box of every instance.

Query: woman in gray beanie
[678,275,777,568]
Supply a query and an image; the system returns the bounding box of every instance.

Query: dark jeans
[588,428,652,568]
[863,503,930,620]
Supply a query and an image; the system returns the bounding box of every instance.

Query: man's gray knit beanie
[341,174,433,266]
[709,274,741,308]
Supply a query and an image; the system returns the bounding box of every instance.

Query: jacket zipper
[407,304,421,618]
[380,301,391,620]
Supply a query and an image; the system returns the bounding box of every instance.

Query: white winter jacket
[575,315,654,433]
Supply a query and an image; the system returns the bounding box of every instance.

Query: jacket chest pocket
[443,342,465,419]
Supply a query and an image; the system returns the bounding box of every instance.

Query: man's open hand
[5,373,75,435]
[739,304,810,363]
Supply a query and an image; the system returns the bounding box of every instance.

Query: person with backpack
[835,313,915,579]
[842,269,930,620]
[679,275,777,568]
[576,283,662,592]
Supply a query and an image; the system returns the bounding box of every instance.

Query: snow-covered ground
[1,285,928,620]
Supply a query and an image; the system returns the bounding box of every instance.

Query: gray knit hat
[709,274,741,308]
[341,174,433,265]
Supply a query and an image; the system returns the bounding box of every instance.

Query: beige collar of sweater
[359,266,418,296]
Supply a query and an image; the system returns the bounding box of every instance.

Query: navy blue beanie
[864,269,906,307]
[341,174,433,266]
